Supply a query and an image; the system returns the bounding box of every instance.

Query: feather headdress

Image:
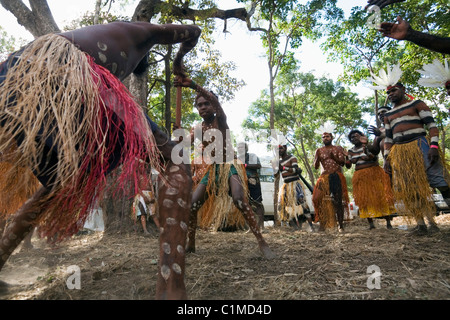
[367,63,403,91]
[417,59,450,88]
[315,121,336,136]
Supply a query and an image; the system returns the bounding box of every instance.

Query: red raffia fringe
[0,35,162,241]
[40,56,159,240]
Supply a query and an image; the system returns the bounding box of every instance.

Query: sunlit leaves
[0,26,24,61]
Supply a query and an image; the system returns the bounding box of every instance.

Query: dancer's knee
[232,195,247,211]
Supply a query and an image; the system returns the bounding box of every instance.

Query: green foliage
[139,2,246,130]
[0,26,27,61]
[322,1,448,91]
[243,59,370,182]
[255,0,343,61]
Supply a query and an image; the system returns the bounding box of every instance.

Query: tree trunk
[0,0,60,38]
[101,175,136,234]
[93,0,101,25]
[269,73,280,224]
[299,135,315,188]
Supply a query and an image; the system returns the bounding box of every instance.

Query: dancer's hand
[379,16,410,40]
[368,125,381,136]
[173,75,193,88]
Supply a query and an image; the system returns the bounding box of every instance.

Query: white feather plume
[367,63,403,90]
[417,59,450,88]
[315,121,336,135]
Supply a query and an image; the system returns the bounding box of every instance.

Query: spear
[175,81,182,129]
[299,173,314,193]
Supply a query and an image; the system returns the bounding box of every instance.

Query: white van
[259,166,314,220]
[260,166,276,216]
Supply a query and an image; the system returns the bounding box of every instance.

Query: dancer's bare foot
[260,244,276,259]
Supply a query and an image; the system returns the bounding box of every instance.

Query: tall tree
[248,0,343,127]
[321,6,394,125]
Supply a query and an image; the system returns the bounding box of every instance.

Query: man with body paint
[312,130,350,233]
[174,77,275,260]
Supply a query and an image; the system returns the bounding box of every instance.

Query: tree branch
[0,0,60,38]
[132,0,267,34]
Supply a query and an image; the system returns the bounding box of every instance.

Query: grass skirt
[278,181,304,222]
[0,158,40,216]
[194,161,247,231]
[0,34,160,241]
[389,140,435,221]
[312,172,349,229]
[352,165,395,218]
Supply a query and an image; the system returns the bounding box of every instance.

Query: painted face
[322,133,332,145]
[195,96,214,119]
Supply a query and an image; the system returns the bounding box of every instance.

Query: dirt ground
[0,214,449,301]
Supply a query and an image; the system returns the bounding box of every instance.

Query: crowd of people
[156,53,449,236]
[250,56,449,234]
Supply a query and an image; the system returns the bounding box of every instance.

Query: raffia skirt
[352,165,395,219]
[312,172,349,229]
[0,34,160,241]
[193,160,247,231]
[389,140,436,221]
[278,180,305,222]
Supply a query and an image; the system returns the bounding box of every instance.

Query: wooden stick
[175,85,182,129]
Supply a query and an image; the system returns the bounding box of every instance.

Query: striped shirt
[384,99,439,156]
[280,155,301,183]
[348,146,378,171]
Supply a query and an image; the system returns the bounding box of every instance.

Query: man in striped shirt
[276,145,313,231]
[237,142,265,230]
[383,82,450,235]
